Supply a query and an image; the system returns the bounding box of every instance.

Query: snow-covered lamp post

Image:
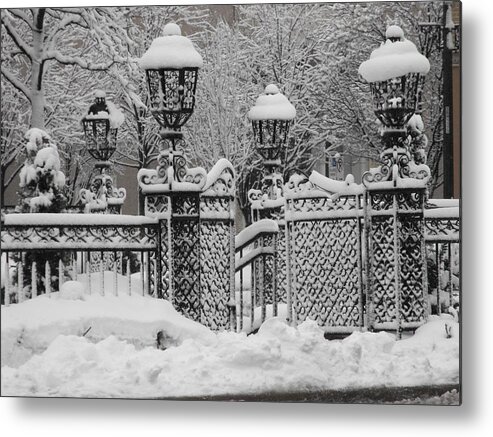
[246,85,296,317]
[137,23,236,329]
[247,84,296,220]
[359,26,431,335]
[80,91,126,214]
[138,22,203,191]
[359,25,431,185]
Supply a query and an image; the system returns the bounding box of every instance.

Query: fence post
[199,159,236,331]
[364,184,428,335]
[139,156,238,329]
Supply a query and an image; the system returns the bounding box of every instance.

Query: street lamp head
[248,84,296,162]
[139,23,203,135]
[359,25,430,134]
[81,91,124,164]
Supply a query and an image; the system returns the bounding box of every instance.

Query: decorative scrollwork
[1,222,158,251]
[80,172,126,214]
[425,217,460,242]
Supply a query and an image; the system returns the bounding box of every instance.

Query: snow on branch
[7,9,35,29]
[1,12,34,59]
[43,51,122,71]
[0,68,32,102]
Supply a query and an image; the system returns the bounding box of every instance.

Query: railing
[235,219,278,333]
[424,200,460,315]
[1,213,160,305]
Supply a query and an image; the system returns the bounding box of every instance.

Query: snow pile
[235,219,279,249]
[139,23,203,69]
[358,25,430,82]
[1,298,459,398]
[407,113,425,132]
[309,171,364,197]
[1,286,214,369]
[248,84,296,121]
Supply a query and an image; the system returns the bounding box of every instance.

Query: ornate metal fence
[235,219,279,333]
[424,202,460,314]
[284,173,366,334]
[1,214,160,304]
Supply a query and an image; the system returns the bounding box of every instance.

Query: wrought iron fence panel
[1,215,161,305]
[285,176,365,334]
[424,207,460,315]
[366,188,428,332]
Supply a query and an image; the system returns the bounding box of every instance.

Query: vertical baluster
[100,251,104,296]
[448,243,453,301]
[250,256,255,331]
[144,252,149,296]
[17,260,23,303]
[127,258,131,296]
[141,252,145,296]
[113,253,118,297]
[153,256,158,298]
[58,258,64,291]
[5,253,11,306]
[72,254,77,280]
[86,257,92,295]
[436,243,441,315]
[45,260,51,296]
[239,248,243,332]
[31,261,37,298]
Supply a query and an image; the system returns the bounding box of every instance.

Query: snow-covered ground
[1,283,459,399]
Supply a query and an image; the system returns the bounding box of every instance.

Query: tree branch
[1,12,34,59]
[42,50,121,71]
[7,9,34,30]
[0,67,31,102]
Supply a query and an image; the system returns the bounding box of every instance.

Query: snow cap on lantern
[139,23,203,69]
[82,91,124,130]
[358,25,430,83]
[248,84,296,121]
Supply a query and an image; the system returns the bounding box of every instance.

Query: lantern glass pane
[370,72,424,128]
[253,119,291,161]
[145,67,198,130]
[83,119,117,161]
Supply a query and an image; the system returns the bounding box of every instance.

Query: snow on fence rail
[1,214,160,305]
[235,219,279,332]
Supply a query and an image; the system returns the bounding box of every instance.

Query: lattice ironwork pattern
[399,215,427,325]
[276,224,287,303]
[284,174,365,332]
[172,218,200,321]
[169,194,201,321]
[367,189,428,330]
[369,215,398,327]
[199,220,233,330]
[199,164,235,330]
[289,218,363,331]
